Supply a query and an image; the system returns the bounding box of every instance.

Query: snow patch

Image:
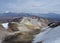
[33,26,60,43]
[2,23,8,29]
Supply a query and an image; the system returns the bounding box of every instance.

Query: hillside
[0,13,60,43]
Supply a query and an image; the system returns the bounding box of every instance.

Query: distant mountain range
[31,13,60,21]
[0,12,60,22]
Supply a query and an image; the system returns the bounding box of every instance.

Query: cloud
[0,0,60,13]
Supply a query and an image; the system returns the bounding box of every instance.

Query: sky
[0,0,60,13]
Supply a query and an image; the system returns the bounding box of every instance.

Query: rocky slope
[0,16,59,43]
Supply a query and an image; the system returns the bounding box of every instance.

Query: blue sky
[0,0,60,13]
